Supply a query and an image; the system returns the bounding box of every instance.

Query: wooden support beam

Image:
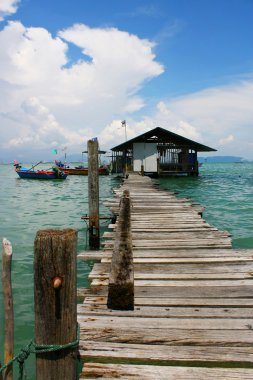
[34,229,78,379]
[88,139,100,249]
[107,189,134,310]
[2,238,13,380]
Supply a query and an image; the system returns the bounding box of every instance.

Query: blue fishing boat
[14,162,68,180]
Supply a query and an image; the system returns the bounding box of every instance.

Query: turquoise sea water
[0,163,120,378]
[157,162,253,249]
[1,162,253,378]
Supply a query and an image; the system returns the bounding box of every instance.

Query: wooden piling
[2,238,13,380]
[107,189,134,310]
[34,229,77,380]
[88,139,100,249]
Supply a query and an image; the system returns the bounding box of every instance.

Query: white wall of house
[133,142,158,172]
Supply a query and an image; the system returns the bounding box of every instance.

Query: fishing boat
[54,160,110,176]
[14,162,68,180]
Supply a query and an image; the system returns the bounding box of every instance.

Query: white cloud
[218,134,234,146]
[99,118,154,148]
[0,21,164,160]
[97,78,253,159]
[58,24,163,95]
[0,18,252,161]
[0,0,19,21]
[155,101,201,140]
[0,21,68,87]
[152,80,253,157]
[6,97,92,150]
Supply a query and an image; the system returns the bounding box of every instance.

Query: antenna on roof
[121,120,127,142]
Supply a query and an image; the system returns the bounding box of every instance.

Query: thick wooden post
[34,229,77,380]
[107,189,134,310]
[88,139,100,249]
[2,238,13,380]
[141,164,144,176]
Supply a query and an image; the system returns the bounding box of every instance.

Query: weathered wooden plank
[91,278,253,287]
[78,303,253,318]
[77,251,103,260]
[115,226,220,232]
[131,238,231,245]
[102,257,251,263]
[79,326,253,346]
[134,248,250,257]
[89,261,253,273]
[104,199,191,205]
[102,248,253,258]
[80,363,253,380]
[91,262,245,274]
[89,271,253,281]
[130,215,203,218]
[83,296,253,307]
[103,243,232,251]
[103,231,230,239]
[103,238,232,246]
[78,285,253,298]
[79,341,253,364]
[78,315,253,330]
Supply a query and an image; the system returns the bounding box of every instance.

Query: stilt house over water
[111,127,216,176]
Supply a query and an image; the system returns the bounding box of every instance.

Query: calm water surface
[0,163,120,378]
[0,162,253,378]
[157,162,253,249]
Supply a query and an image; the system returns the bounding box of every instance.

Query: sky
[0,0,252,162]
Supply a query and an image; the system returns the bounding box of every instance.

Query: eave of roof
[111,127,216,152]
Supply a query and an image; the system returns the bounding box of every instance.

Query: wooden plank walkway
[78,173,253,379]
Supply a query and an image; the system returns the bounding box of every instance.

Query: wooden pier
[77,173,253,379]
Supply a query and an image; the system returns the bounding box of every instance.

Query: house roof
[111,127,216,152]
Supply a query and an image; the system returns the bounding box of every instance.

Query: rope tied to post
[0,324,80,380]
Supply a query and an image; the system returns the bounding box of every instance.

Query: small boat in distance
[54,160,110,176]
[14,161,68,180]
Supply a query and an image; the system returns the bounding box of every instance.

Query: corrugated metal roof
[111,127,216,152]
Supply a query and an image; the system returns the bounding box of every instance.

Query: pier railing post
[107,189,134,310]
[34,229,78,380]
[2,238,13,380]
[88,139,100,249]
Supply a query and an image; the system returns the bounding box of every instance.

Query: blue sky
[0,0,252,161]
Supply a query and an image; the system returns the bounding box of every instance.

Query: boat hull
[54,160,110,175]
[16,170,68,179]
[57,166,109,176]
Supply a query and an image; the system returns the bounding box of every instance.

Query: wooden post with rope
[34,229,78,379]
[88,139,100,249]
[2,238,14,380]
